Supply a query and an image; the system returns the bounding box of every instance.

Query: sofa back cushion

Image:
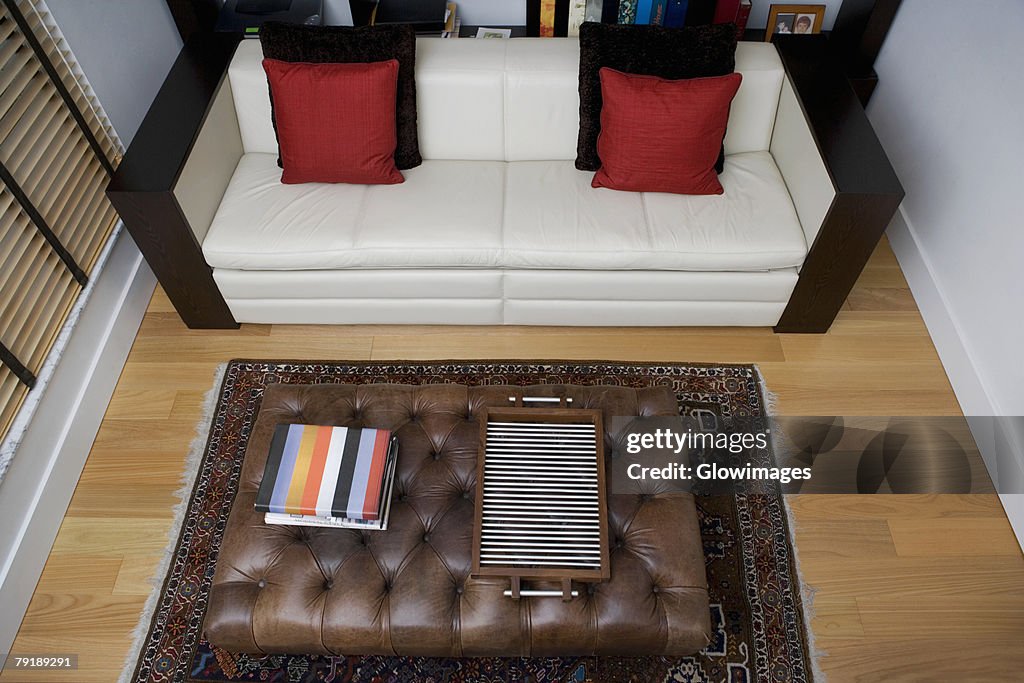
[228,38,784,162]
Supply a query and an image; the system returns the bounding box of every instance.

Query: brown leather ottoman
[204,383,711,656]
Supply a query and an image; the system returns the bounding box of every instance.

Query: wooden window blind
[0,0,121,441]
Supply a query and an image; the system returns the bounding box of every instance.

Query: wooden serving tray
[471,400,609,599]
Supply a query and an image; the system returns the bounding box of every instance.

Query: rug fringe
[118,363,228,683]
[752,364,826,683]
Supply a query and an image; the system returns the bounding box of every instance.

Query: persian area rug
[123,361,814,683]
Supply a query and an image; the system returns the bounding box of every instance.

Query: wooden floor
[3,237,1022,682]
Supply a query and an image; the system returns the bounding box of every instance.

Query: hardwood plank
[825,310,931,337]
[790,518,897,559]
[779,333,942,364]
[103,389,176,420]
[846,286,921,311]
[796,555,1024,599]
[855,595,1024,637]
[816,637,1024,682]
[809,595,866,638]
[31,556,121,595]
[48,519,174,556]
[888,518,1021,557]
[786,493,1006,519]
[370,330,785,363]
[112,554,165,596]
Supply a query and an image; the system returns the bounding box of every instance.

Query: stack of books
[256,424,399,530]
[536,0,751,37]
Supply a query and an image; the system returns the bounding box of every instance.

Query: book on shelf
[650,0,667,25]
[601,0,619,23]
[568,0,588,36]
[713,0,740,25]
[663,0,687,27]
[617,0,637,24]
[255,424,398,525]
[635,0,654,24]
[441,2,458,38]
[735,0,752,38]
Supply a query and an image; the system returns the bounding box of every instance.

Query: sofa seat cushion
[203,152,806,272]
[203,154,506,270]
[503,152,807,271]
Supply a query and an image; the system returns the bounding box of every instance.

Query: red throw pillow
[262,58,404,185]
[592,68,742,195]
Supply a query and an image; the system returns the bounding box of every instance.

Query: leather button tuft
[324,579,334,590]
[422,533,431,543]
[432,451,441,461]
[652,586,660,594]
[399,494,408,502]
[462,491,471,500]
[257,579,267,589]
[456,585,464,595]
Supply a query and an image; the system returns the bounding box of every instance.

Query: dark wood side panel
[107,32,241,330]
[773,36,904,334]
[108,191,236,329]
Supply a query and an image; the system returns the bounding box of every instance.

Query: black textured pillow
[576,22,738,173]
[260,22,421,170]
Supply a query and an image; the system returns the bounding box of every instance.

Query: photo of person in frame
[793,14,814,33]
[775,13,795,34]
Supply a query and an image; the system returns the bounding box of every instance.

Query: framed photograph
[765,4,825,41]
[476,27,512,39]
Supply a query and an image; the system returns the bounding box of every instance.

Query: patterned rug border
[118,359,821,683]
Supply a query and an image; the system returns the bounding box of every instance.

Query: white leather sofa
[112,32,910,332]
[176,37,834,327]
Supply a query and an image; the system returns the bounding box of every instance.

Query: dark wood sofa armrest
[772,35,905,333]
[107,32,242,329]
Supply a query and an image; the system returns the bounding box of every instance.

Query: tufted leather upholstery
[205,383,711,656]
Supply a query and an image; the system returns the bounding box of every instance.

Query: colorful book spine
[264,440,399,530]
[635,0,654,24]
[650,0,668,25]
[663,0,687,27]
[617,0,637,24]
[540,0,557,36]
[256,424,394,520]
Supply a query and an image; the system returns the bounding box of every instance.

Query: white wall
[45,0,182,143]
[869,0,1024,418]
[867,0,1024,544]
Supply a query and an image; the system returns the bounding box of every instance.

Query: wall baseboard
[0,231,156,654]
[887,208,1024,550]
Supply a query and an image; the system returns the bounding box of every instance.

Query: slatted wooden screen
[0,0,122,441]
